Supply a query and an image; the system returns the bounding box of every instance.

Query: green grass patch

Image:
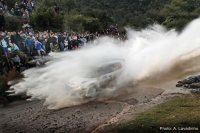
[106,94,200,133]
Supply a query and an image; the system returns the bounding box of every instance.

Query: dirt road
[0,87,178,133]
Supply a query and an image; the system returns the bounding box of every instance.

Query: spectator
[10,8,15,15]
[43,38,50,53]
[25,35,34,56]
[16,31,22,49]
[35,40,45,57]
[0,2,2,8]
[66,34,72,50]
[31,0,36,9]
[25,9,29,21]
[8,43,19,53]
[10,32,17,44]
[27,2,32,11]
[28,26,34,34]
[3,4,7,11]
[48,34,57,51]
[12,54,21,72]
[0,60,8,75]
[58,33,65,51]
[0,8,3,15]
[20,2,26,10]
[0,37,8,55]
[64,38,68,50]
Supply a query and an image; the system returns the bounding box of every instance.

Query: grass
[106,94,200,133]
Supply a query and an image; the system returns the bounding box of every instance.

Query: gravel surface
[0,87,177,133]
[0,100,123,133]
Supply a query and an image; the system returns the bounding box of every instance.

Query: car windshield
[81,63,121,78]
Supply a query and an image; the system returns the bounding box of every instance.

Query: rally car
[67,59,125,97]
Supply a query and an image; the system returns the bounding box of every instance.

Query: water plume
[8,18,200,109]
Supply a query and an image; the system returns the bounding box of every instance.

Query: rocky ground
[0,87,179,133]
[176,75,200,89]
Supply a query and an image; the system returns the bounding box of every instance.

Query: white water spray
[8,18,200,109]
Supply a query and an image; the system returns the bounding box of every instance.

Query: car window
[81,63,121,78]
[100,63,121,75]
[81,67,102,78]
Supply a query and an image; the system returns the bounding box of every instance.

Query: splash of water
[8,18,200,109]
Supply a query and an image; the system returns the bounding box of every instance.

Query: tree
[161,0,199,30]
[83,8,113,29]
[31,3,64,32]
[0,15,5,30]
[63,0,78,13]
[64,14,85,32]
[4,15,22,31]
[82,17,101,33]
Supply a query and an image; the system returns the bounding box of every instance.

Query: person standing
[66,34,72,50]
[43,38,50,53]
[24,9,29,21]
[16,31,22,50]
[10,32,17,44]
[58,33,64,51]
[25,35,34,56]
[12,54,22,72]
[0,37,8,55]
[38,34,45,51]
[35,40,45,57]
[48,34,57,51]
[0,60,8,75]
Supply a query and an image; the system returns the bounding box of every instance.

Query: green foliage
[162,0,187,14]
[0,15,5,29]
[193,7,200,14]
[82,17,101,33]
[63,0,78,13]
[162,16,190,30]
[64,7,113,33]
[4,14,22,31]
[78,0,172,30]
[83,8,113,29]
[31,1,64,32]
[4,0,200,32]
[64,14,85,32]
[161,0,200,30]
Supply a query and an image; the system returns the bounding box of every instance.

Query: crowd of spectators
[0,1,126,75]
[0,0,37,16]
[0,24,126,75]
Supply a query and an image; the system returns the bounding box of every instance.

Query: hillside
[3,0,200,32]
[79,0,171,14]
[78,0,172,29]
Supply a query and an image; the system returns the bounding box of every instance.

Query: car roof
[96,59,125,67]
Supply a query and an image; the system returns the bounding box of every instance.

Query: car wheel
[85,84,98,98]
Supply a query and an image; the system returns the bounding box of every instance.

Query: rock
[176,83,183,87]
[188,83,200,89]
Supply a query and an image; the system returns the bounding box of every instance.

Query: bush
[31,3,64,32]
[4,14,22,31]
